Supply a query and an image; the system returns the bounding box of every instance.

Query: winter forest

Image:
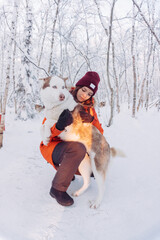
[0,1,160,239]
[0,0,160,146]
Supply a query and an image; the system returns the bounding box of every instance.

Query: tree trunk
[48,0,61,74]
[0,1,17,147]
[112,42,120,113]
[132,55,137,117]
[131,4,137,118]
[0,55,11,148]
[17,0,35,120]
[12,1,19,114]
[0,121,5,148]
[121,41,130,108]
[38,9,49,67]
[107,0,116,126]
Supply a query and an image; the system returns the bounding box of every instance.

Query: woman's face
[76,86,93,102]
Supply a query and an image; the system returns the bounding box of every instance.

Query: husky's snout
[59,93,65,101]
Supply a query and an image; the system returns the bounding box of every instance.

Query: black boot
[50,187,74,206]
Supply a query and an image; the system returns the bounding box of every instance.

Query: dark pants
[52,141,86,192]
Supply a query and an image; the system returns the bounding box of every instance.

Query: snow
[0,108,160,240]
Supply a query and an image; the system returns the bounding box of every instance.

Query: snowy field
[0,107,160,240]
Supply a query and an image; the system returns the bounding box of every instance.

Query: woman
[40,71,103,206]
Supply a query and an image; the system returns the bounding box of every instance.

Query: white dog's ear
[39,76,51,89]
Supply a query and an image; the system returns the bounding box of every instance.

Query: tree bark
[0,2,17,147]
[38,10,49,67]
[48,0,61,74]
[0,55,11,148]
[131,4,137,118]
[137,34,153,111]
[106,0,116,126]
[12,1,19,114]
[112,42,120,113]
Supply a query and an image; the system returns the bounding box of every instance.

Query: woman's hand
[79,110,94,123]
[56,109,73,131]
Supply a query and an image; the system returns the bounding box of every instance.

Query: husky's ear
[39,76,51,89]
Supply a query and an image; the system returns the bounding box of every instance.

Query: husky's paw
[89,200,100,209]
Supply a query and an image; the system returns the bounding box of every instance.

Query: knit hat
[76,71,100,96]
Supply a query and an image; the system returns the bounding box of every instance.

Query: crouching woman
[40,71,103,206]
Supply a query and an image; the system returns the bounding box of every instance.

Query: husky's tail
[110,147,126,158]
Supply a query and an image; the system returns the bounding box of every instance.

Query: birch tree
[16,0,35,120]
[12,1,19,114]
[131,3,137,118]
[137,31,153,111]
[106,0,116,126]
[48,0,61,74]
[0,3,17,147]
[38,9,49,68]
[112,42,120,113]
[94,0,117,126]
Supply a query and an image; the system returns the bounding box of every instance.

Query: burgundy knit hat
[76,71,100,96]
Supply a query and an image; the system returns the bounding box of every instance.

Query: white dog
[40,76,123,208]
[40,76,77,145]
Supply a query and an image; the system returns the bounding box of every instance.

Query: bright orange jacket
[40,100,104,169]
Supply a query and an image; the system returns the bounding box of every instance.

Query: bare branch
[132,0,160,45]
[3,7,49,76]
[93,0,108,36]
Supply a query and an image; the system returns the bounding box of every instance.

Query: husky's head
[40,76,76,111]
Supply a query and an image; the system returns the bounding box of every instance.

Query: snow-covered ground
[0,108,160,240]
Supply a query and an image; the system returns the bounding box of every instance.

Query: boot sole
[50,191,74,207]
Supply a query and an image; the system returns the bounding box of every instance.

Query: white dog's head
[40,76,77,111]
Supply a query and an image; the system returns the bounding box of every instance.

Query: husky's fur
[40,76,123,208]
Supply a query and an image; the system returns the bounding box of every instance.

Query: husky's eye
[52,86,57,89]
[62,86,65,89]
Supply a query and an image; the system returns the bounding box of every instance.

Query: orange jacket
[40,102,103,169]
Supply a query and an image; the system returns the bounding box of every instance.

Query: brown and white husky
[40,76,124,208]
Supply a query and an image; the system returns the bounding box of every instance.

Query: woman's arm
[50,123,63,137]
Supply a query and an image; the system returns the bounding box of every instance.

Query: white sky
[1,0,159,19]
[0,0,133,15]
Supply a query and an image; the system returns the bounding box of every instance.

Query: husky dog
[40,76,77,145]
[40,76,123,208]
